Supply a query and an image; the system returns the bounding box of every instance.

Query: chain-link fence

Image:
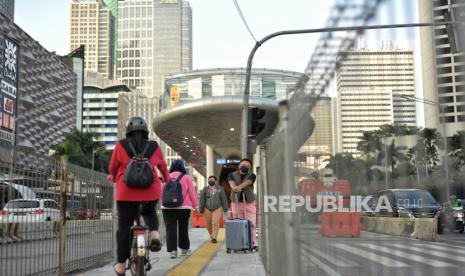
[0,157,115,276]
[257,1,465,274]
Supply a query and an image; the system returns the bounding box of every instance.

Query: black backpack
[122,140,156,189]
[162,174,186,208]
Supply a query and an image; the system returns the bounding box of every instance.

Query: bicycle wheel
[136,256,146,276]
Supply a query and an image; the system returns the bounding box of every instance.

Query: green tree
[357,131,382,157]
[419,128,441,171]
[378,140,407,174]
[51,129,111,173]
[450,130,465,169]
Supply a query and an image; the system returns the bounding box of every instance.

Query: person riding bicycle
[109,117,170,276]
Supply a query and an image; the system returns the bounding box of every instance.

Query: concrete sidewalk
[77,228,210,276]
[78,227,266,276]
[200,241,266,276]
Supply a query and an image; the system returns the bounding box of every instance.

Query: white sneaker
[170,251,177,259]
[180,249,191,256]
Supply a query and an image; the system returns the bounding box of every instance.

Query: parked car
[74,208,94,220]
[0,199,60,223]
[99,209,113,220]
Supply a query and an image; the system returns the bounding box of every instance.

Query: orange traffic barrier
[320,211,361,238]
[192,210,225,228]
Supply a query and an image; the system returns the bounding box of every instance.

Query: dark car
[372,189,441,218]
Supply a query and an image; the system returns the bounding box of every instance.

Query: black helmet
[126,117,149,136]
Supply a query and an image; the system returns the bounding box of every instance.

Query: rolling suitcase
[225,193,253,253]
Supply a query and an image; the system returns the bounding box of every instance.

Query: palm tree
[357,131,382,157]
[378,140,407,174]
[51,129,110,173]
[419,128,441,171]
[450,130,465,168]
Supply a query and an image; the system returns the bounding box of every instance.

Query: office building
[0,13,76,168]
[117,0,192,98]
[83,71,131,149]
[298,97,333,170]
[419,0,465,136]
[335,48,416,154]
[60,46,85,131]
[0,0,13,21]
[70,0,115,79]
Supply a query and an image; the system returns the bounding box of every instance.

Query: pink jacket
[162,171,199,209]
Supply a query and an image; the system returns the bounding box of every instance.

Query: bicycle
[128,205,152,276]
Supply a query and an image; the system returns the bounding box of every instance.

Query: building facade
[161,68,301,109]
[0,13,77,168]
[60,46,85,131]
[335,48,416,154]
[298,97,333,170]
[83,71,131,149]
[117,0,192,98]
[0,0,13,21]
[70,0,115,79]
[419,0,465,137]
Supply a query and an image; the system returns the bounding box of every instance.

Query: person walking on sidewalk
[199,176,229,243]
[109,117,170,275]
[162,160,199,259]
[228,158,258,251]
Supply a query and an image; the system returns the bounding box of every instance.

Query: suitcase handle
[234,192,247,219]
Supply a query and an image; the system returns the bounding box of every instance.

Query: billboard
[170,85,179,106]
[0,36,18,143]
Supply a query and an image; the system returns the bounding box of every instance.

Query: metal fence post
[279,100,299,276]
[59,155,68,276]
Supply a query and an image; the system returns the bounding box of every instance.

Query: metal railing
[0,157,115,276]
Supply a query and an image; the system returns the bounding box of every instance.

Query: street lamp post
[240,22,457,158]
[400,95,450,199]
[90,145,106,210]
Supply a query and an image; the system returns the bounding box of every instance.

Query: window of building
[439,96,454,103]
[436,56,452,65]
[438,76,453,84]
[456,75,465,83]
[436,47,451,56]
[438,85,453,94]
[437,66,452,75]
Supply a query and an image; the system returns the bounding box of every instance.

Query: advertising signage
[0,36,18,143]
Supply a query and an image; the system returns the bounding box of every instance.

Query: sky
[15,0,335,73]
[15,0,420,72]
[14,0,425,124]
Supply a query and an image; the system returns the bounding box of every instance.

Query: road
[0,231,113,276]
[298,226,465,276]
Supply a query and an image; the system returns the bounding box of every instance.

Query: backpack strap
[120,139,159,158]
[175,173,185,182]
[140,142,151,158]
[126,141,138,157]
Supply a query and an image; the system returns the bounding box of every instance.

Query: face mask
[239,166,249,173]
[208,181,216,186]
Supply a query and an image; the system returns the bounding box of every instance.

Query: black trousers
[116,200,159,263]
[162,209,191,252]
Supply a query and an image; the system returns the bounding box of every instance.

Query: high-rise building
[60,46,85,131]
[298,97,333,170]
[127,93,159,140]
[419,0,465,137]
[0,13,76,168]
[335,48,416,154]
[0,0,14,21]
[117,0,192,98]
[69,0,115,79]
[82,71,131,149]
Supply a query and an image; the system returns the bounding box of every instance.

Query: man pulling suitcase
[225,158,258,252]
